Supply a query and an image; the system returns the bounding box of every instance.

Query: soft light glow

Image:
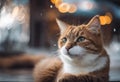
[78,1,95,11]
[99,14,112,25]
[58,3,70,13]
[16,6,26,22]
[113,28,116,32]
[68,4,77,13]
[17,13,25,22]
[12,6,19,17]
[0,7,15,29]
[105,12,112,24]
[99,16,106,25]
[0,5,27,29]
[0,14,15,29]
[105,16,111,24]
[50,0,77,13]
[50,5,53,8]
[55,0,63,8]
[12,6,26,23]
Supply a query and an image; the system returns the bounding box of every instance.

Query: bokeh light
[99,13,112,25]
[68,4,77,13]
[58,2,70,13]
[55,0,63,8]
[78,1,95,11]
[50,0,77,13]
[12,6,19,17]
[99,16,106,25]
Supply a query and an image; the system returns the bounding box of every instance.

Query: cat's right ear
[56,18,69,33]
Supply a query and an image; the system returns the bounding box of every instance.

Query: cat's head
[57,15,104,62]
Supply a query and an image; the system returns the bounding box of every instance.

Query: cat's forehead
[66,24,87,33]
[62,24,87,37]
[69,24,87,30]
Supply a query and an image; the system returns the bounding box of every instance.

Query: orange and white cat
[33,15,110,82]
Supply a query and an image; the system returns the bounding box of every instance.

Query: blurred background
[0,0,120,81]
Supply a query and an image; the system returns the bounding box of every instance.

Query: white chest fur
[61,55,107,75]
[59,45,107,75]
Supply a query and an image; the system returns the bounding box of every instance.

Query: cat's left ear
[87,15,101,34]
[56,18,69,33]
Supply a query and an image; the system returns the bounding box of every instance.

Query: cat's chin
[69,54,84,58]
[60,53,85,63]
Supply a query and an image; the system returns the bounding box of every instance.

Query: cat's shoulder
[35,56,62,67]
[33,56,62,82]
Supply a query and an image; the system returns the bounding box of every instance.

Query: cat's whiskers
[58,49,73,61]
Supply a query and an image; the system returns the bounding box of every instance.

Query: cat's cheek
[60,46,68,55]
[59,46,72,61]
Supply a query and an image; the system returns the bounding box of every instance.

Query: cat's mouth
[67,52,84,58]
[60,45,86,58]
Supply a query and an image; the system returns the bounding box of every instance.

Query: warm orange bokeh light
[50,0,77,13]
[99,14,112,25]
[105,12,112,24]
[99,16,106,25]
[58,3,70,13]
[68,4,77,13]
[105,16,112,24]
[50,0,63,8]
[51,0,56,4]
[55,0,63,8]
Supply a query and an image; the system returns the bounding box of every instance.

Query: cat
[33,15,110,82]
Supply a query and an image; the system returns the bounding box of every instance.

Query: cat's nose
[65,43,74,51]
[66,46,71,51]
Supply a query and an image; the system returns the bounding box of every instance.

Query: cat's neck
[60,53,108,75]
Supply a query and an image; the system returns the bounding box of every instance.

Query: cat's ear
[87,15,101,34]
[56,18,69,33]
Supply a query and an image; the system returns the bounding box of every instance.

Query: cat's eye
[62,37,67,43]
[77,36,85,42]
